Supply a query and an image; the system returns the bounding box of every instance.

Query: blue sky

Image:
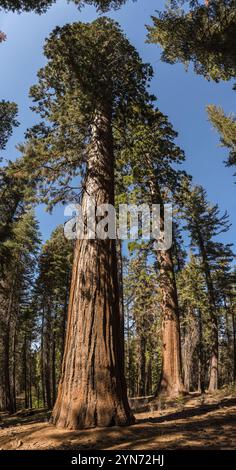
[0,0,235,246]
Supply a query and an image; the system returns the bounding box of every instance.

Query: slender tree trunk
[45,305,52,410]
[126,303,135,397]
[157,246,184,397]
[52,322,56,406]
[52,105,134,429]
[0,382,4,411]
[145,356,152,396]
[12,325,17,412]
[182,306,198,393]
[5,325,12,411]
[60,278,70,369]
[183,326,191,394]
[37,384,40,408]
[197,231,218,392]
[29,351,33,409]
[0,323,5,410]
[23,334,29,409]
[232,309,236,382]
[117,239,125,375]
[225,303,232,384]
[137,331,146,397]
[197,309,205,393]
[4,282,16,414]
[41,309,46,408]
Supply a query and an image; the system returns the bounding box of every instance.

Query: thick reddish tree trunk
[51,105,134,429]
[157,247,185,397]
[149,178,184,398]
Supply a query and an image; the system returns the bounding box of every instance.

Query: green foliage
[207,105,236,166]
[148,0,236,82]
[177,254,208,315]
[180,183,231,247]
[34,226,73,407]
[0,207,40,412]
[0,101,18,152]
[180,182,234,310]
[0,0,129,13]
[0,1,54,12]
[17,17,152,209]
[36,225,73,298]
[124,252,160,396]
[115,103,187,208]
[0,165,36,272]
[73,0,130,10]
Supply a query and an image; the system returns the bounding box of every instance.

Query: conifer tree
[207,105,236,168]
[181,184,233,391]
[230,271,236,381]
[148,0,236,82]
[19,18,153,429]
[0,209,40,413]
[0,101,18,153]
[0,0,129,13]
[177,254,209,392]
[123,251,159,397]
[35,226,73,408]
[116,104,187,397]
[0,165,35,273]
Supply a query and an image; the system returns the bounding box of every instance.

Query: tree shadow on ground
[0,409,50,429]
[1,396,235,450]
[138,397,236,424]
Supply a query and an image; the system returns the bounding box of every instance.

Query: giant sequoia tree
[116,105,187,397]
[20,18,153,429]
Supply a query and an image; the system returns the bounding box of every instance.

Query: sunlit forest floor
[0,389,236,450]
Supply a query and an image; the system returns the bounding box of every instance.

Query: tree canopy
[207,105,236,167]
[0,0,129,13]
[147,0,236,82]
[17,17,153,209]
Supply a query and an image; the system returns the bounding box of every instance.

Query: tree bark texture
[157,247,185,397]
[52,105,134,429]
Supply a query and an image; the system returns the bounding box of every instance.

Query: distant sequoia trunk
[51,104,134,429]
[149,178,184,398]
[157,246,185,397]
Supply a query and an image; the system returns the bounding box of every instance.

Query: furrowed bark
[51,105,134,429]
[149,177,184,398]
[157,246,185,397]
